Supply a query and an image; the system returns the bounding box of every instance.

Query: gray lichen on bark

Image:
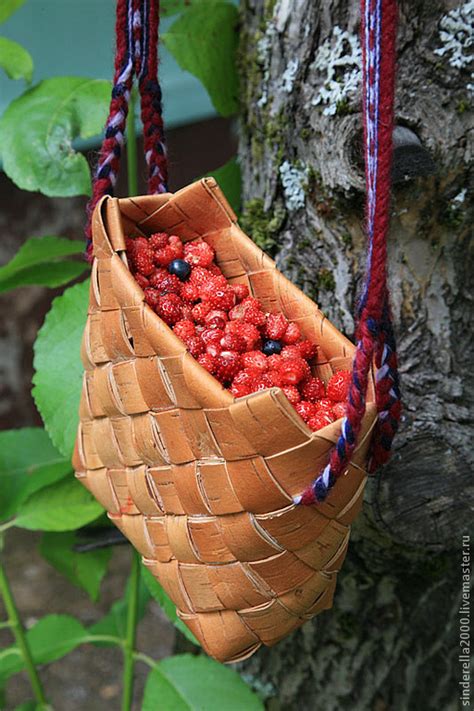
[238,0,473,708]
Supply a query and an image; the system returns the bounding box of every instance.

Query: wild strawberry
[207,262,224,277]
[181,304,194,321]
[268,369,283,387]
[184,241,215,268]
[149,232,169,250]
[168,234,184,259]
[249,374,273,392]
[230,370,254,397]
[281,345,302,359]
[264,313,288,340]
[156,293,183,325]
[134,248,155,276]
[229,297,265,326]
[220,333,246,353]
[135,273,149,290]
[173,320,196,341]
[144,287,161,310]
[180,281,200,302]
[149,268,168,289]
[282,322,302,345]
[128,236,148,252]
[241,351,268,372]
[189,266,213,287]
[232,283,250,302]
[282,386,301,405]
[225,321,260,350]
[298,339,318,361]
[204,309,228,329]
[266,354,283,370]
[314,398,334,411]
[300,377,325,402]
[185,335,205,358]
[279,357,310,385]
[332,402,346,419]
[201,328,224,348]
[327,371,352,402]
[154,245,176,267]
[215,351,241,383]
[307,411,335,431]
[296,400,318,422]
[156,273,181,295]
[198,353,216,374]
[191,302,212,324]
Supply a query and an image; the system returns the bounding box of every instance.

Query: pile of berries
[126,232,352,432]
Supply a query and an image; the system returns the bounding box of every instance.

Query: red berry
[281,345,302,359]
[279,357,310,385]
[282,322,301,345]
[215,351,241,383]
[198,353,216,374]
[168,234,184,259]
[241,351,268,372]
[220,333,246,353]
[144,287,161,310]
[300,377,325,402]
[327,371,352,402]
[332,402,346,419]
[204,309,228,329]
[225,321,261,350]
[230,370,254,397]
[127,236,148,253]
[264,313,288,340]
[249,374,273,392]
[154,245,175,267]
[307,411,335,431]
[180,281,200,302]
[135,273,149,290]
[173,320,196,341]
[134,248,155,276]
[268,369,283,387]
[232,283,250,302]
[149,268,168,289]
[185,335,205,358]
[156,293,183,325]
[201,328,224,348]
[157,273,182,295]
[184,241,215,268]
[191,302,212,324]
[296,401,318,422]
[189,266,216,287]
[149,232,169,250]
[314,398,334,411]
[298,339,318,361]
[181,304,194,321]
[266,354,283,370]
[229,297,266,326]
[282,386,301,405]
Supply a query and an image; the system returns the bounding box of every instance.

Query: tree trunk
[237,1,473,708]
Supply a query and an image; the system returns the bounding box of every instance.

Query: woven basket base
[73,178,377,662]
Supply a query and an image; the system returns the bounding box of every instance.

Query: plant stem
[127,90,139,197]
[121,550,141,711]
[0,561,48,706]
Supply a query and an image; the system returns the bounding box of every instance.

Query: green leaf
[142,655,265,711]
[14,477,103,531]
[206,158,241,214]
[0,37,33,82]
[14,702,41,711]
[39,532,112,601]
[163,2,239,117]
[33,279,89,457]
[0,236,87,293]
[142,566,199,645]
[0,77,110,197]
[0,0,26,24]
[0,428,70,520]
[0,614,87,682]
[89,570,151,644]
[161,0,192,16]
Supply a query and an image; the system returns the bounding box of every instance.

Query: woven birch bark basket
[73,177,377,663]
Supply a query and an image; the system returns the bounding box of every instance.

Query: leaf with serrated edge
[33,279,89,457]
[0,428,70,520]
[0,77,110,196]
[142,655,264,711]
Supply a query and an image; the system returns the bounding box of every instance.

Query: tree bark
[237,1,473,708]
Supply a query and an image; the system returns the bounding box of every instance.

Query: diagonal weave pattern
[73,178,378,663]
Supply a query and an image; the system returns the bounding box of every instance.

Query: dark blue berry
[168,258,191,281]
[262,339,282,356]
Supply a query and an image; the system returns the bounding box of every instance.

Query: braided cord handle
[85,0,167,258]
[298,0,401,505]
